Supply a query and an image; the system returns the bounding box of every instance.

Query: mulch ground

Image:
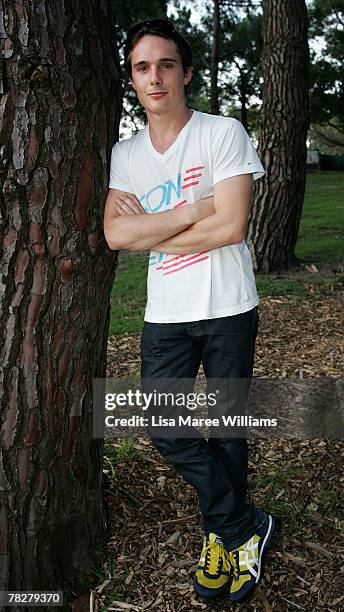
[91,290,344,612]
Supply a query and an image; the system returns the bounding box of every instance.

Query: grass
[62,562,112,611]
[108,253,147,336]
[109,171,344,335]
[104,439,144,466]
[295,171,344,264]
[251,464,306,535]
[315,488,342,512]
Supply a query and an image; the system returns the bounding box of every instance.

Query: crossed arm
[103,174,253,255]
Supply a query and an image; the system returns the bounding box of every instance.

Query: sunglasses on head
[126,19,178,43]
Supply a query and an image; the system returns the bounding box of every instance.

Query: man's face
[129,35,192,116]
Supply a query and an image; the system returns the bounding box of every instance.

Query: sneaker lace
[204,540,231,575]
[228,550,239,579]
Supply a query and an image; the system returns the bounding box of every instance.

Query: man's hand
[113,191,146,215]
[195,196,215,218]
[153,174,253,255]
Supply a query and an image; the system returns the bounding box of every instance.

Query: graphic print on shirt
[140,164,210,276]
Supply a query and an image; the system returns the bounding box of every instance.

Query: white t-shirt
[109,110,264,323]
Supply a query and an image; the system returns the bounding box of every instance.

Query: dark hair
[124,19,193,77]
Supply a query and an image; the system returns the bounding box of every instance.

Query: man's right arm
[103,188,215,251]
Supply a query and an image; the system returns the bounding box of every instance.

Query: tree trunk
[210,0,220,115]
[247,0,310,272]
[0,0,120,601]
[239,70,248,132]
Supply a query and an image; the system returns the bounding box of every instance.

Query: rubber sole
[193,575,231,600]
[194,580,231,600]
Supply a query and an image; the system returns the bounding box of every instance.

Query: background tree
[247,0,310,272]
[210,0,221,114]
[173,0,263,130]
[169,3,211,114]
[0,0,120,597]
[219,10,263,132]
[308,0,344,152]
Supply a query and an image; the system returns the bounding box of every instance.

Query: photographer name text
[105,415,278,428]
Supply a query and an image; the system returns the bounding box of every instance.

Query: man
[103,19,279,603]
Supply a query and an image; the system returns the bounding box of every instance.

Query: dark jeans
[140,306,260,549]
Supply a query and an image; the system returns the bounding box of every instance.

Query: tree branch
[327,120,344,136]
[333,10,344,27]
[311,125,344,148]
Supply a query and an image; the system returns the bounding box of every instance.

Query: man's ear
[130,77,137,92]
[184,67,193,85]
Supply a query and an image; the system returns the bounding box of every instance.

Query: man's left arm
[152,173,253,255]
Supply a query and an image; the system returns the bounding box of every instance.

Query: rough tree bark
[247,0,310,272]
[210,0,220,115]
[238,68,248,132]
[0,0,120,599]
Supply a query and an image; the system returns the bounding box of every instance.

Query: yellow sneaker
[227,513,280,602]
[194,532,231,599]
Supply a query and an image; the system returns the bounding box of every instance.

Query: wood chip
[284,553,305,565]
[171,558,198,568]
[165,531,180,545]
[108,602,141,611]
[260,591,273,612]
[280,596,306,610]
[305,541,334,558]
[332,594,344,606]
[124,570,134,585]
[190,597,207,608]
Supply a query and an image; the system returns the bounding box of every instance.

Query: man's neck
[147,104,193,147]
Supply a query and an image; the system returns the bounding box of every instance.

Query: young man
[104,19,279,603]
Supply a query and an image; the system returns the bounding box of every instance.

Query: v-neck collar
[145,110,197,161]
